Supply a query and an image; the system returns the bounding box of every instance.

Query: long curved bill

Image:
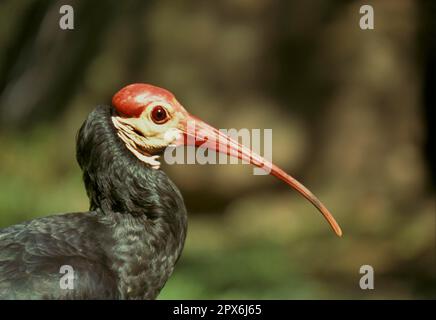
[176,115,343,237]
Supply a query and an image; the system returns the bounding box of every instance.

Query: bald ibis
[0,84,342,299]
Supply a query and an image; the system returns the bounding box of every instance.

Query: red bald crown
[112,83,176,117]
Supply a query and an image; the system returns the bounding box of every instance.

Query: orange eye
[151,105,169,124]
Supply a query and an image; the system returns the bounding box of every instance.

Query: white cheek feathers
[125,146,161,169]
[112,116,162,169]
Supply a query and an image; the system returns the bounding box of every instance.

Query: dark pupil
[153,106,166,122]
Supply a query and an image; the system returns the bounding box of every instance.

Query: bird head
[111,83,342,237]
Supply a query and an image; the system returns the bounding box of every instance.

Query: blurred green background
[0,0,434,299]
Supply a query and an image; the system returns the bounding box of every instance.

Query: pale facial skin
[112,97,187,168]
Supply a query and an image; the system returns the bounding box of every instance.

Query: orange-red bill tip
[323,208,343,237]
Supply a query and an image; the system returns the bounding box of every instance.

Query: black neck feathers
[76,105,185,221]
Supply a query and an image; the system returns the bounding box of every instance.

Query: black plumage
[0,105,187,299]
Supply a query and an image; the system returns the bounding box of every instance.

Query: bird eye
[150,105,169,124]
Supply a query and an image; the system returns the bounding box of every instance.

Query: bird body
[0,83,341,299]
[0,106,187,299]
